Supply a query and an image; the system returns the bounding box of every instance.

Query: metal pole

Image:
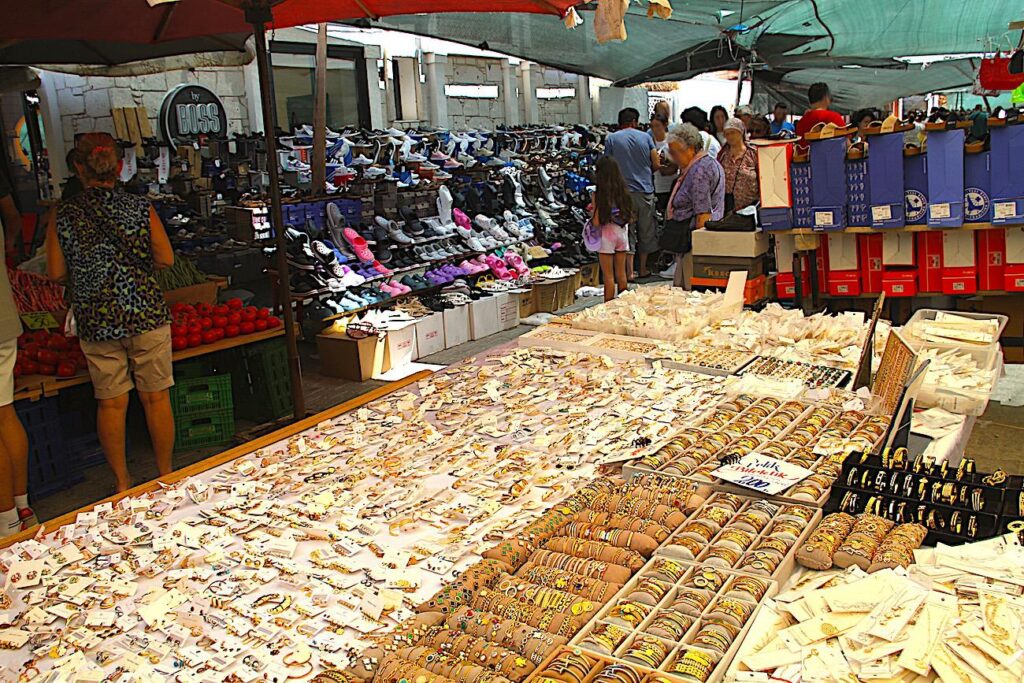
[311,23,327,193]
[247,4,306,420]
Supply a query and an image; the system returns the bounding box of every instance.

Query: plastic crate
[232,340,292,422]
[174,358,217,380]
[15,397,83,499]
[174,409,235,452]
[171,375,233,418]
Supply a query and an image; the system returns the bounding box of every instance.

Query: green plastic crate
[171,375,233,418]
[174,358,216,380]
[233,340,293,422]
[174,409,235,452]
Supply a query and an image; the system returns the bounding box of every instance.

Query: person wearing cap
[735,105,755,132]
[716,117,760,213]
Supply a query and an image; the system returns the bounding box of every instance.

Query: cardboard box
[942,230,976,268]
[775,270,807,299]
[443,305,470,348]
[828,270,861,297]
[826,233,858,271]
[916,231,944,293]
[1005,346,1024,364]
[163,280,219,307]
[1005,264,1024,292]
[1006,226,1024,264]
[316,332,381,381]
[976,228,1006,291]
[941,267,977,295]
[414,313,445,358]
[760,207,793,231]
[382,321,416,370]
[692,274,767,304]
[692,255,768,280]
[882,269,918,297]
[774,233,796,273]
[692,229,769,258]
[858,233,884,293]
[469,297,500,341]
[579,263,600,288]
[496,292,519,330]
[517,289,536,318]
[533,281,562,313]
[882,232,915,266]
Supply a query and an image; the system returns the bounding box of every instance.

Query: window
[270,41,371,131]
[537,87,576,100]
[444,85,499,99]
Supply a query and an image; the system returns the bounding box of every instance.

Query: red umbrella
[0,0,579,421]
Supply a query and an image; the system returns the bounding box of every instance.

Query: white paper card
[712,453,813,495]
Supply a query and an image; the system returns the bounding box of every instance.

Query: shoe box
[976,228,1006,291]
[414,313,446,358]
[828,271,861,297]
[692,274,767,305]
[881,234,917,296]
[1004,226,1024,291]
[316,331,381,382]
[926,128,965,228]
[496,292,520,331]
[809,136,847,231]
[692,229,768,258]
[916,231,944,293]
[990,123,1024,225]
[882,268,918,297]
[443,305,471,348]
[692,255,768,281]
[826,233,857,296]
[382,320,417,370]
[469,297,501,341]
[941,230,977,295]
[857,234,884,293]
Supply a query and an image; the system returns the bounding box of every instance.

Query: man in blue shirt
[769,102,795,136]
[604,108,661,278]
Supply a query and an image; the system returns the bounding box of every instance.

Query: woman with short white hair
[660,123,725,288]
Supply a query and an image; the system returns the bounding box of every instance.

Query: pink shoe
[486,254,513,280]
[372,260,393,276]
[459,260,482,275]
[504,251,529,276]
[388,280,411,294]
[343,227,375,262]
[452,208,472,233]
[473,255,489,269]
[379,281,401,296]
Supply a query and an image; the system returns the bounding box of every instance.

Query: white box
[1006,226,1024,264]
[469,297,500,341]
[692,229,769,257]
[942,230,976,268]
[494,292,518,330]
[414,313,445,358]
[443,305,470,349]
[827,233,858,270]
[882,232,915,266]
[382,321,416,369]
[774,233,796,273]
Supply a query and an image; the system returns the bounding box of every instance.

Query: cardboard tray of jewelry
[660,348,757,378]
[517,326,602,353]
[580,334,687,363]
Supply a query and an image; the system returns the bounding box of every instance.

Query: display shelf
[771,222,996,236]
[13,326,288,400]
[1,368,434,547]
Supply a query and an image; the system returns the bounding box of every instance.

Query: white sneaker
[351,155,375,166]
[658,263,676,280]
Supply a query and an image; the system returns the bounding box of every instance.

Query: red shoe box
[827,270,861,296]
[916,231,944,293]
[882,269,918,297]
[976,228,1006,291]
[1005,264,1024,292]
[815,235,830,292]
[776,272,796,299]
[941,266,978,295]
[857,233,884,293]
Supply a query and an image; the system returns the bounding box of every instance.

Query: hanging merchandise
[865,119,908,229]
[594,0,629,44]
[924,126,966,228]
[647,0,673,20]
[978,53,1024,91]
[806,124,855,232]
[564,6,583,29]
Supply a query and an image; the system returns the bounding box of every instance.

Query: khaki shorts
[0,338,16,407]
[80,326,175,400]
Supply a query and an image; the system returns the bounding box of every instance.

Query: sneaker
[18,507,37,531]
[658,263,677,280]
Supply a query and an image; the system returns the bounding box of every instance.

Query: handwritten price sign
[712,453,814,495]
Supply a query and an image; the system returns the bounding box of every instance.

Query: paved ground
[33,285,1024,521]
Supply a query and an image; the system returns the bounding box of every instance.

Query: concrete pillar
[363,45,385,130]
[501,60,520,126]
[37,71,67,193]
[520,62,540,125]
[382,52,398,127]
[242,37,264,133]
[423,52,449,128]
[577,74,593,125]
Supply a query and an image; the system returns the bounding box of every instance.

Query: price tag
[814,211,835,227]
[929,203,950,219]
[20,312,58,330]
[157,147,171,184]
[871,205,892,222]
[994,202,1018,220]
[712,453,813,495]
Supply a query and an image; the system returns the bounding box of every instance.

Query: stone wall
[50,67,249,153]
[444,56,508,130]
[536,68,579,125]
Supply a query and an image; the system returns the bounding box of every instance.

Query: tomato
[16,336,25,348]
[21,344,40,362]
[241,306,258,322]
[227,297,244,310]
[200,317,213,331]
[224,325,240,338]
[171,323,188,337]
[187,321,203,334]
[201,330,218,345]
[197,302,213,316]
[266,316,282,328]
[171,303,187,316]
[13,362,23,377]
[172,335,188,351]
[212,327,225,341]
[37,363,57,376]
[186,333,203,348]
[254,319,268,332]
[213,304,229,317]
[227,312,242,326]
[56,361,77,378]
[213,316,228,329]
[33,331,50,344]
[37,349,60,366]
[256,308,270,319]
[239,321,256,335]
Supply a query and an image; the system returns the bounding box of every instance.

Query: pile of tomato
[15,330,85,378]
[170,298,281,351]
